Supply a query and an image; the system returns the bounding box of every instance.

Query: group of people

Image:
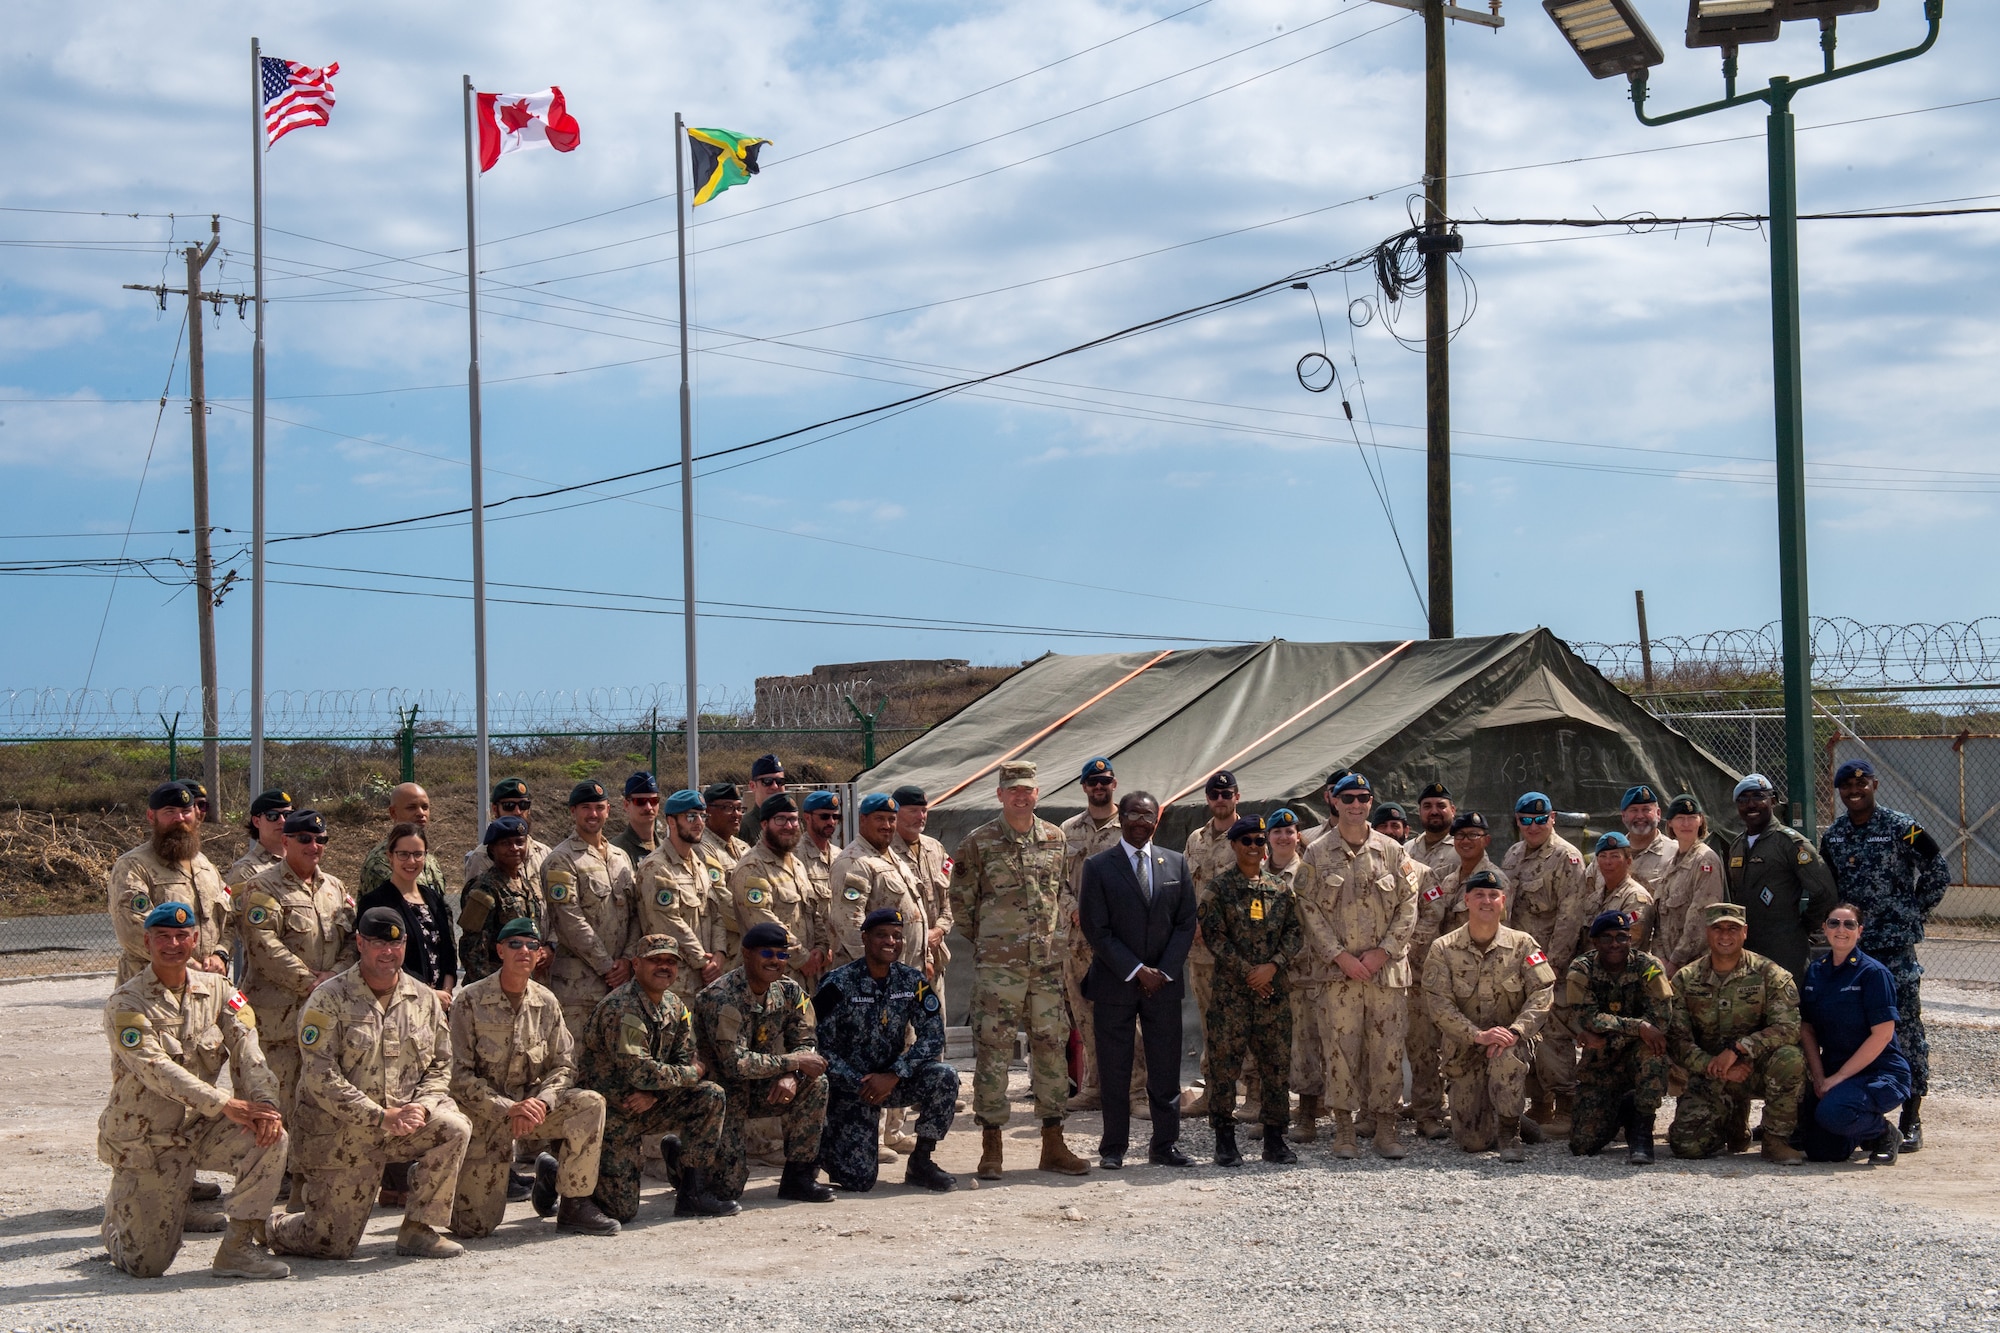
[96,747,1950,1279]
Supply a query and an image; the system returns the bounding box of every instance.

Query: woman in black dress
[355,821,458,1002]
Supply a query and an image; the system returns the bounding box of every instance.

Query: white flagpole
[249,37,267,796]
[675,112,699,789]
[463,77,491,822]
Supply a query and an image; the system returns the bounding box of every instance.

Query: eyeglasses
[754,948,791,961]
[627,796,660,808]
[1824,918,1862,931]
[497,799,532,813]
[1518,814,1551,826]
[292,834,330,845]
[390,849,427,861]
[1238,837,1267,847]
[1336,793,1371,805]
[500,939,540,951]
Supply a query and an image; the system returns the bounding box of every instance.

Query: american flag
[261,56,338,148]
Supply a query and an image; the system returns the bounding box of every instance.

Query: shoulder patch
[618,1012,652,1056]
[1907,824,1941,859]
[549,879,573,903]
[299,1011,333,1047]
[1423,885,1442,903]
[655,886,675,906]
[1524,949,1547,968]
[844,886,863,901]
[119,1025,144,1049]
[746,887,767,905]
[547,867,575,885]
[128,890,152,915]
[1797,845,1814,866]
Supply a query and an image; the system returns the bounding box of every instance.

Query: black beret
[1464,870,1504,891]
[1205,769,1239,795]
[249,789,293,818]
[568,779,608,806]
[1449,811,1490,833]
[1322,768,1351,792]
[149,782,195,811]
[757,793,797,821]
[1417,782,1453,802]
[861,907,905,934]
[283,809,327,837]
[1589,910,1634,938]
[1370,803,1407,827]
[491,777,529,803]
[1665,793,1702,819]
[356,906,406,942]
[496,917,541,944]
[702,782,741,804]
[741,922,790,951]
[890,784,928,808]
[1226,815,1267,842]
[179,780,209,802]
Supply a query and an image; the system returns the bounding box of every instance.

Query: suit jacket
[1079,841,1196,1006]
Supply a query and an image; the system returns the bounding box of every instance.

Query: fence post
[161,711,181,781]
[649,707,659,777]
[844,694,888,771]
[397,704,420,784]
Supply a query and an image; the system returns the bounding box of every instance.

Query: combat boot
[1373,1120,1407,1161]
[1212,1121,1242,1167]
[673,1167,741,1217]
[1417,1115,1450,1142]
[1761,1136,1805,1165]
[1496,1119,1527,1163]
[183,1210,227,1233]
[1066,1088,1103,1113]
[977,1125,1005,1179]
[660,1134,683,1185]
[556,1195,620,1235]
[1726,1099,1753,1153]
[777,1161,835,1202]
[1037,1122,1091,1176]
[1236,1075,1263,1123]
[1543,1093,1574,1139]
[904,1138,957,1192]
[1868,1124,1901,1167]
[1288,1094,1321,1143]
[1626,1110,1656,1165]
[1518,1115,1545,1145]
[1184,1083,1211,1117]
[394,1221,464,1258]
[1330,1110,1359,1160]
[1527,1094,1553,1128]
[530,1151,561,1218]
[1262,1126,1297,1165]
[1899,1096,1924,1153]
[211,1219,290,1280]
[190,1178,223,1202]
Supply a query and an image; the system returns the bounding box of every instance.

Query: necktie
[1134,847,1152,901]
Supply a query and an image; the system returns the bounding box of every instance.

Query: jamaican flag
[688,127,769,205]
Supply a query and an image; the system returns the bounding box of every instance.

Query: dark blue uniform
[1820,808,1949,1096]
[1798,949,1910,1160]
[812,959,959,1191]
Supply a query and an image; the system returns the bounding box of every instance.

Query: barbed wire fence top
[1575,617,2000,688]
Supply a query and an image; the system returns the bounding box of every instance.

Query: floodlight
[1686,0,1781,48]
[1544,0,1666,78]
[1775,0,1878,18]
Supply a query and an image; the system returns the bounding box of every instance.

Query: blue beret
[1332,773,1372,797]
[741,922,790,951]
[1267,808,1300,829]
[859,793,897,816]
[663,789,706,816]
[1514,792,1553,816]
[1833,759,1875,786]
[1589,909,1634,937]
[1594,830,1631,854]
[1621,785,1660,809]
[283,809,327,837]
[144,901,196,929]
[624,771,660,797]
[1226,815,1267,842]
[482,815,528,846]
[1733,774,1775,800]
[802,790,840,814]
[1081,757,1114,780]
[861,907,905,934]
[750,754,784,779]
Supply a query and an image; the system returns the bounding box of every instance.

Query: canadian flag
[476,88,581,171]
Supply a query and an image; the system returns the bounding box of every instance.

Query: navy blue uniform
[1798,949,1910,1159]
[1821,808,1949,1096]
[812,959,959,1191]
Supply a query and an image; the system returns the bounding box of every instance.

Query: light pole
[1542,0,1943,835]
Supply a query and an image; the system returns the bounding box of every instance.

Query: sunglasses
[292,833,331,845]
[257,810,291,822]
[753,777,786,787]
[1081,776,1115,787]
[500,938,540,951]
[1238,837,1268,847]
[754,948,791,961]
[1336,793,1371,805]
[497,799,532,813]
[1518,814,1551,826]
[1824,918,1861,931]
[627,796,661,808]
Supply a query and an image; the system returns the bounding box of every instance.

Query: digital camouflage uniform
[1421,925,1557,1151]
[235,861,356,1117]
[634,841,734,1000]
[356,838,450,900]
[463,836,553,887]
[1723,824,1840,980]
[457,865,547,986]
[543,835,638,1038]
[1666,951,1804,1157]
[1198,865,1304,1127]
[1059,811,1127,1100]
[950,814,1070,1125]
[1301,827,1420,1118]
[732,840,828,983]
[828,836,925,970]
[1651,841,1726,972]
[1564,947,1674,1155]
[692,969,828,1201]
[446,973,607,1237]
[812,958,957,1190]
[107,842,233,985]
[270,968,471,1259]
[1406,855,1507,1122]
[1502,833,1591,1101]
[893,832,955,988]
[1180,819,1239,1016]
[1821,807,1951,1097]
[98,969,287,1277]
[577,978,727,1223]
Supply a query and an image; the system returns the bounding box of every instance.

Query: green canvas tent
[863,630,1741,852]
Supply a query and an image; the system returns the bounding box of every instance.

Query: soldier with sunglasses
[462,778,554,887]
[1502,791,1592,1138]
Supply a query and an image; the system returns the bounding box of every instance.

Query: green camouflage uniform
[949,815,1070,1126]
[1198,865,1304,1128]
[1667,951,1804,1157]
[577,979,727,1223]
[355,838,450,900]
[456,866,546,985]
[1564,947,1674,1155]
[692,968,827,1201]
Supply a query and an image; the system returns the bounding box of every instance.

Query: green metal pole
[398,705,419,784]
[164,712,180,781]
[1767,79,1816,836]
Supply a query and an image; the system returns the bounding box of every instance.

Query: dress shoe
[1147,1144,1195,1168]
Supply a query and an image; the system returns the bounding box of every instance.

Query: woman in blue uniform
[1798,903,1910,1165]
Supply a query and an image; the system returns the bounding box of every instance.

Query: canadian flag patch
[1423,886,1442,902]
[941,857,953,876]
[1701,864,1713,874]
[1525,950,1547,968]
[225,990,248,1013]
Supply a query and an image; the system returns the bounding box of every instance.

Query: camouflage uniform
[950,815,1070,1125]
[1821,806,1951,1097]
[543,834,639,1038]
[457,865,546,986]
[463,836,553,887]
[270,968,471,1259]
[1274,853,1332,1099]
[700,828,751,876]
[98,968,287,1277]
[1421,926,1557,1151]
[1666,951,1804,1157]
[356,838,450,900]
[1301,828,1419,1118]
[1502,834,1591,1100]
[1588,869,1657,953]
[1059,811,1127,1100]
[1651,841,1726,971]
[692,968,828,1201]
[107,842,233,985]
[1404,831,1458,885]
[1198,866,1304,1127]
[1180,819,1239,1015]
[732,840,828,983]
[1407,856,1507,1122]
[812,959,957,1190]
[577,978,727,1223]
[1628,832,1677,892]
[892,831,955,988]
[224,843,283,892]
[235,862,355,1117]
[634,840,734,999]
[446,972,607,1237]
[1564,947,1674,1155]
[828,836,924,970]
[1723,823,1839,980]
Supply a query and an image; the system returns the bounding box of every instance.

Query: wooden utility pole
[125,216,243,819]
[1635,589,1657,693]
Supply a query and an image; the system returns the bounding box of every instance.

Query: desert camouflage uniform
[270,968,470,1258]
[98,968,287,1277]
[457,865,546,987]
[892,831,955,986]
[446,972,606,1236]
[813,959,957,1190]
[1199,866,1303,1127]
[356,838,450,900]
[1273,853,1333,1099]
[235,862,355,1116]
[577,979,727,1222]
[1650,841,1726,972]
[828,836,925,970]
[1422,926,1557,1151]
[543,834,638,1038]
[1057,811,1127,1100]
[1628,833,1677,894]
[634,841,734,1000]
[1587,869,1658,953]
[1666,951,1804,1157]
[950,815,1070,1125]
[1301,827,1419,1118]
[1180,819,1239,1015]
[1404,831,1458,883]
[1406,855,1506,1121]
[224,843,284,892]
[1564,947,1674,1155]
[1502,833,1591,1100]
[108,842,233,985]
[700,828,751,876]
[731,840,826,984]
[693,968,828,1200]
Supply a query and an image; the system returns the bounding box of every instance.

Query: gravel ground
[1929,1021,2000,1098]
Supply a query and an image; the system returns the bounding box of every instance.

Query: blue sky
[3,0,1995,715]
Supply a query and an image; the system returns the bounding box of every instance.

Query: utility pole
[125,216,246,821]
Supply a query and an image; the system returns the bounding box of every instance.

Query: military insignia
[247,905,270,926]
[754,1024,769,1046]
[1729,857,1744,869]
[1423,885,1443,903]
[171,906,190,925]
[344,895,356,910]
[844,887,863,901]
[549,880,572,903]
[130,891,152,914]
[225,990,248,1014]
[1525,950,1546,968]
[746,888,767,905]
[941,856,953,876]
[1796,847,1812,866]
[1701,864,1713,874]
[119,1026,143,1049]
[707,867,722,884]
[656,887,674,906]
[1567,855,1580,866]
[1760,887,1774,906]
[300,1022,323,1047]
[1249,898,1266,921]
[1608,1002,1622,1013]
[922,989,940,1013]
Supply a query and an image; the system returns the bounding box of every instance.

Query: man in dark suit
[1080,791,1198,1169]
